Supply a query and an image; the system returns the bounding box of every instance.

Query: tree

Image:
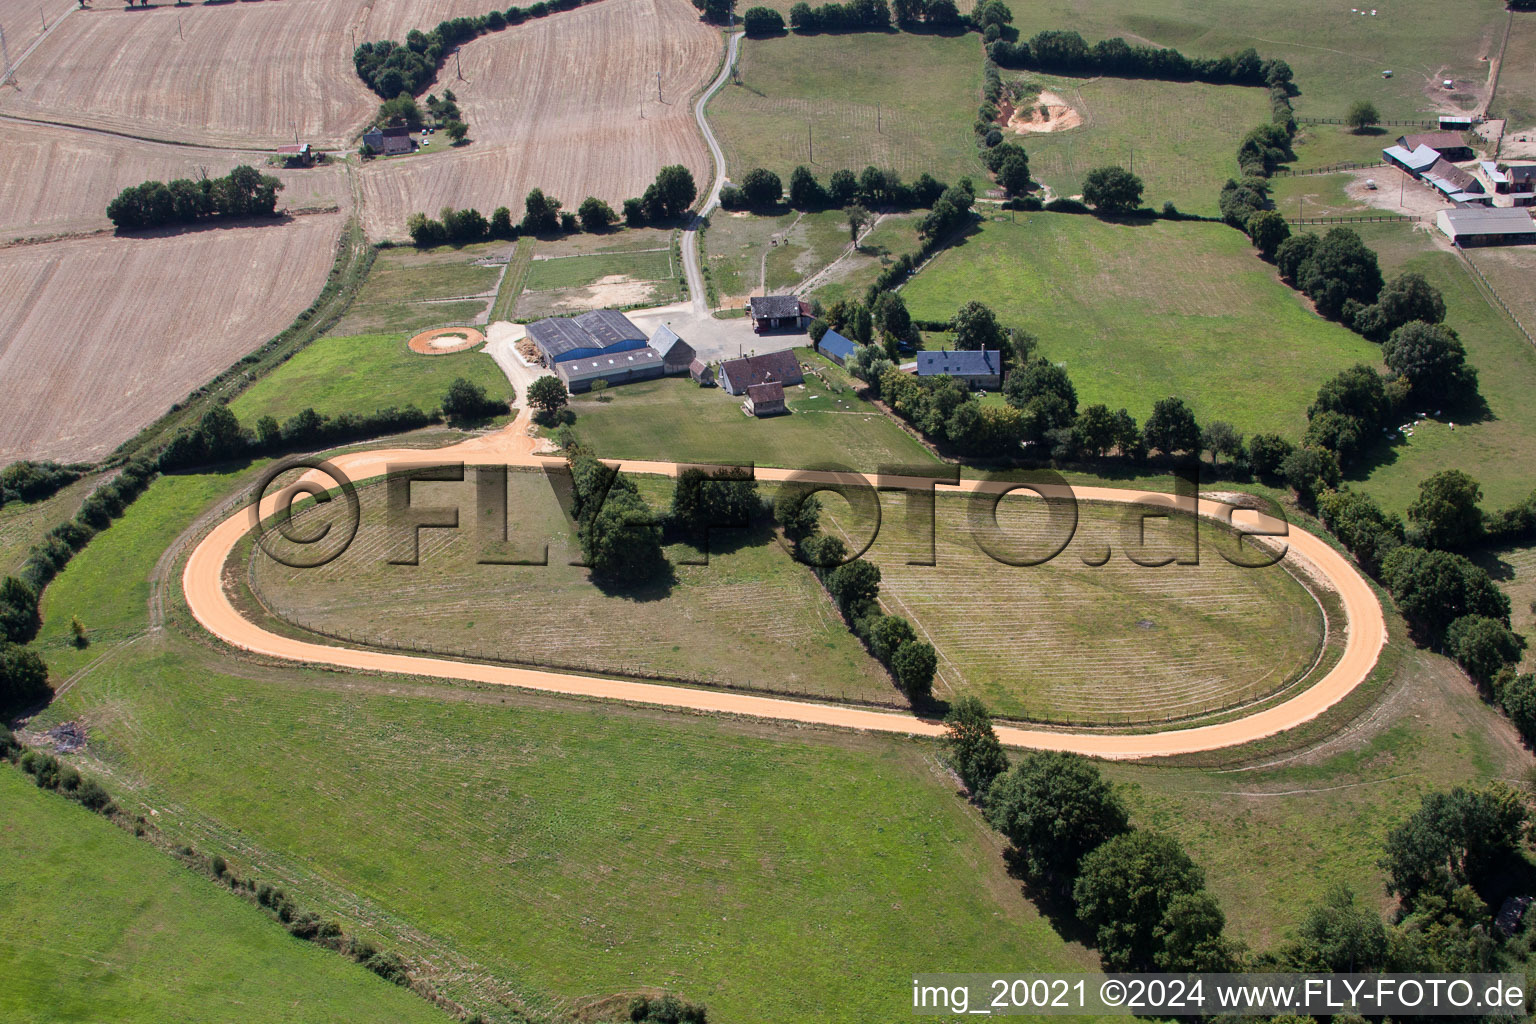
[1499,673,1536,745]
[490,206,515,238]
[1283,883,1390,972]
[869,615,916,663]
[1345,99,1380,133]
[1311,363,1388,426]
[1296,228,1383,319]
[984,752,1130,886]
[577,196,617,232]
[1444,615,1526,685]
[773,488,821,544]
[526,375,569,420]
[691,0,734,22]
[0,643,50,715]
[1407,470,1483,549]
[521,188,562,234]
[1381,785,1527,906]
[1155,890,1240,973]
[440,377,506,422]
[1381,546,1510,643]
[1073,831,1207,970]
[1274,232,1319,283]
[844,204,870,249]
[996,152,1031,196]
[671,467,758,535]
[1072,404,1118,457]
[826,559,881,614]
[1246,433,1294,477]
[1317,489,1404,574]
[942,697,1009,799]
[891,641,936,702]
[827,168,858,207]
[1143,397,1200,456]
[1080,165,1144,213]
[871,291,912,348]
[1246,209,1290,261]
[650,164,698,219]
[950,301,1004,351]
[738,168,783,210]
[742,4,785,33]
[1383,321,1478,406]
[1280,446,1342,507]
[1374,272,1446,333]
[1201,420,1243,465]
[582,489,665,584]
[444,119,469,142]
[788,165,827,209]
[0,576,41,645]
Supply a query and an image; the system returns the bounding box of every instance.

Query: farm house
[744,381,787,417]
[718,350,803,395]
[915,348,1001,390]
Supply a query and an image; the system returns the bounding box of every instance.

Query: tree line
[989,30,1292,90]
[352,0,602,99]
[943,702,1535,976]
[732,0,983,34]
[0,460,83,510]
[106,166,284,232]
[407,165,696,246]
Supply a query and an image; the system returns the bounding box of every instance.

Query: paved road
[680,30,743,316]
[182,424,1389,760]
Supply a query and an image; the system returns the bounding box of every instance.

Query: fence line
[1297,116,1439,128]
[1457,250,1536,349]
[1272,159,1380,178]
[1286,214,1421,226]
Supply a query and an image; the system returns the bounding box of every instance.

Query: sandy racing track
[183,425,1389,760]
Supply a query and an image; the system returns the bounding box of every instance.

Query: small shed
[817,328,857,366]
[747,295,805,333]
[649,324,696,375]
[689,357,715,386]
[1439,114,1474,131]
[744,381,787,417]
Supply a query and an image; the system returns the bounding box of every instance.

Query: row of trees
[772,488,937,700]
[407,166,697,246]
[733,0,976,33]
[106,166,284,231]
[989,31,1291,90]
[352,0,598,98]
[720,163,960,214]
[0,460,82,509]
[17,459,156,597]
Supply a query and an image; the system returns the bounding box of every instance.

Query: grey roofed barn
[748,295,802,320]
[527,309,649,363]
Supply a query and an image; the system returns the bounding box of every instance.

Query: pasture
[334,242,505,336]
[0,475,96,575]
[1006,73,1271,215]
[708,30,989,185]
[359,0,719,240]
[0,0,374,147]
[515,246,682,318]
[900,213,1382,437]
[1005,0,1509,119]
[0,770,444,1024]
[228,332,510,426]
[0,213,346,465]
[823,493,1326,724]
[246,470,897,705]
[560,366,936,471]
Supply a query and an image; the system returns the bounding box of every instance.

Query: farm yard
[823,494,1327,724]
[246,470,898,705]
[559,368,936,471]
[0,770,444,1024]
[0,121,348,243]
[1004,74,1272,215]
[0,0,374,147]
[0,213,346,465]
[707,30,989,186]
[359,0,718,240]
[901,214,1382,437]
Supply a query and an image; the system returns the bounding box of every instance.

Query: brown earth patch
[408,326,486,355]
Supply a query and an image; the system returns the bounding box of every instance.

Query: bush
[1444,615,1526,685]
[891,640,936,702]
[0,643,50,715]
[742,5,785,34]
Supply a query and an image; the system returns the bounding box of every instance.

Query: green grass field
[1005,0,1508,119]
[514,246,683,318]
[704,211,798,300]
[0,769,445,1024]
[228,333,511,425]
[247,470,897,705]
[334,242,504,336]
[901,213,1381,436]
[0,475,96,575]
[708,30,988,185]
[560,357,936,471]
[1492,14,1536,131]
[1008,73,1271,215]
[824,493,1325,723]
[523,249,675,291]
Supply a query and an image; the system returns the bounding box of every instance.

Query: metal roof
[1383,144,1440,172]
[528,309,646,359]
[649,324,693,362]
[555,347,664,381]
[748,295,801,319]
[1438,207,1536,235]
[572,309,647,347]
[818,329,857,361]
[915,348,1000,377]
[1479,161,1509,184]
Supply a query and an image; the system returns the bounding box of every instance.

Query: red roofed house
[744,381,786,417]
[718,350,803,395]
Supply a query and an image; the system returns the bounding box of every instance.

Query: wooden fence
[1457,250,1536,349]
[1297,116,1439,128]
[1287,214,1421,226]
[1272,160,1380,178]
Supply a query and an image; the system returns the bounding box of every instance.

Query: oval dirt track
[182,424,1388,760]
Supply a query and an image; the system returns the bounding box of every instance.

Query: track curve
[182,427,1387,759]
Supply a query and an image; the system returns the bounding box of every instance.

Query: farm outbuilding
[649,324,696,375]
[915,348,1001,389]
[555,346,666,392]
[1397,132,1473,161]
[816,328,857,366]
[744,381,787,417]
[1436,207,1536,247]
[1422,157,1486,202]
[528,309,648,365]
[1438,114,1474,131]
[748,294,806,333]
[689,358,715,386]
[718,350,803,395]
[1382,143,1440,176]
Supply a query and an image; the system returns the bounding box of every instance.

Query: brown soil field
[0,0,81,62]
[0,213,345,464]
[0,121,348,242]
[0,0,375,147]
[359,0,719,240]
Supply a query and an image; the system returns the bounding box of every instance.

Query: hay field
[247,470,898,705]
[0,122,347,242]
[825,493,1325,724]
[0,214,345,464]
[0,0,374,147]
[359,0,719,240]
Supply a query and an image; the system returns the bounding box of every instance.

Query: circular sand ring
[408,326,485,355]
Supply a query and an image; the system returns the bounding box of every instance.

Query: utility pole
[657,70,661,102]
[178,14,183,39]
[877,103,881,134]
[455,47,463,80]
[808,122,813,163]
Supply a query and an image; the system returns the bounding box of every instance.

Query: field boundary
[1458,249,1536,348]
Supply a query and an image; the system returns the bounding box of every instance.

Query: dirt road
[181,425,1387,760]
